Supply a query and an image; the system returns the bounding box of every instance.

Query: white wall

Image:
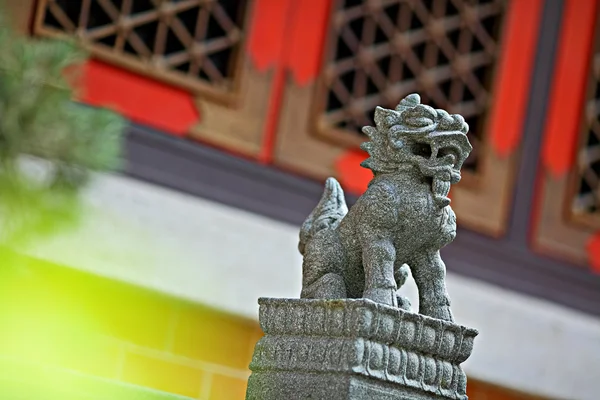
[20,173,600,400]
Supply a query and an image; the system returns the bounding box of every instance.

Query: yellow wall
[0,249,546,400]
[0,250,262,399]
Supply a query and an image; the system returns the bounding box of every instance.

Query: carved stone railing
[247,298,478,400]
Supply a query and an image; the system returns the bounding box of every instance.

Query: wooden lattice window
[572,32,600,227]
[34,0,248,102]
[315,0,507,172]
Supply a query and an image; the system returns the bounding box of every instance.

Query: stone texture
[247,298,477,400]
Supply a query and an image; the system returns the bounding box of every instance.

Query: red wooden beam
[541,0,598,177]
[79,60,199,137]
[488,0,544,158]
[246,0,292,72]
[251,0,333,164]
[532,0,599,270]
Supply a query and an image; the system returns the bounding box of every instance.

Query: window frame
[33,0,251,106]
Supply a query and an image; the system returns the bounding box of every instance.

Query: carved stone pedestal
[246,298,478,400]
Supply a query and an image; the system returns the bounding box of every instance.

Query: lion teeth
[432,178,450,198]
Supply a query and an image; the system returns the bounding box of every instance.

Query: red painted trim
[541,0,599,177]
[246,0,292,72]
[334,150,371,195]
[531,0,600,268]
[285,0,333,86]
[258,0,333,162]
[257,1,295,164]
[488,0,544,158]
[258,60,287,163]
[79,60,199,136]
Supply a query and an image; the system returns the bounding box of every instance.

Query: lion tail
[298,177,348,255]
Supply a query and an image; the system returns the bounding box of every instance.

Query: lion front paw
[363,288,398,307]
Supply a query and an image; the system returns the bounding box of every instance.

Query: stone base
[247,371,451,400]
[246,298,478,400]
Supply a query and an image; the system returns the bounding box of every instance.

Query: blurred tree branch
[0,5,125,245]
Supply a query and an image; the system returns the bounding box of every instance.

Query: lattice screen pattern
[36,0,247,95]
[574,49,600,218]
[321,0,507,171]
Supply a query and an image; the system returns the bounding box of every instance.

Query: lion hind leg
[394,263,410,287]
[301,272,347,299]
[396,295,412,311]
[395,263,412,311]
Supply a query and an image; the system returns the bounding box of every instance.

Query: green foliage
[0,172,81,246]
[0,9,125,244]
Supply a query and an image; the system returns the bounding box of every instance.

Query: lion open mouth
[415,144,461,207]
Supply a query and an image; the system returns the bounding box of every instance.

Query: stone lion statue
[298,94,472,322]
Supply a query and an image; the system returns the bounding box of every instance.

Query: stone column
[246,298,478,400]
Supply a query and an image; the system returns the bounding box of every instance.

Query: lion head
[360,93,472,207]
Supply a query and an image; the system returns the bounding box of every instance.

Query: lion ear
[395,93,421,112]
[374,106,400,128]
